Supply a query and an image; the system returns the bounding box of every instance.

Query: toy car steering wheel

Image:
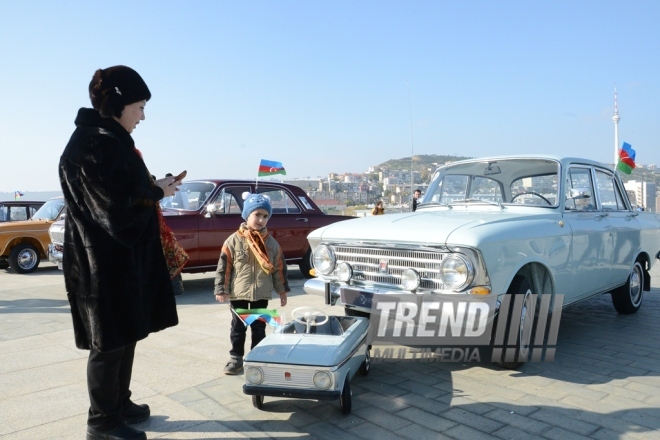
[291,307,329,334]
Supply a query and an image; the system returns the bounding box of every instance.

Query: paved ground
[1,263,660,439]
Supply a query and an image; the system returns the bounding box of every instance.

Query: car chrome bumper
[304,278,341,306]
[243,385,341,400]
[48,244,63,270]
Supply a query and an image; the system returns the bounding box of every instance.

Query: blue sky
[2,1,659,192]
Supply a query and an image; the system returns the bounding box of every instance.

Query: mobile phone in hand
[174,170,187,181]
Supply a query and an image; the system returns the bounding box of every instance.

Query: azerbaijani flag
[258,159,286,177]
[617,142,636,175]
[232,308,282,327]
[14,191,24,200]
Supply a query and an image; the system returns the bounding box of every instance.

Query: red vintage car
[161,180,351,277]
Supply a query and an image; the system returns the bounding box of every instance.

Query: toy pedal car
[242,307,370,414]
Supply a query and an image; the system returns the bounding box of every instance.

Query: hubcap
[18,249,38,270]
[629,264,643,306]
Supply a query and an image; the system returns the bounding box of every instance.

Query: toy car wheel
[252,395,264,409]
[611,260,644,314]
[359,350,370,376]
[9,243,40,274]
[339,379,352,414]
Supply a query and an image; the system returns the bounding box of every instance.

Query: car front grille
[261,366,327,389]
[332,245,446,290]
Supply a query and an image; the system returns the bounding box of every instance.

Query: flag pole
[230,307,248,328]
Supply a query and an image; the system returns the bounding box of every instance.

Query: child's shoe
[223,356,243,375]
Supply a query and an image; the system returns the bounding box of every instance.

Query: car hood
[245,333,350,367]
[309,207,557,246]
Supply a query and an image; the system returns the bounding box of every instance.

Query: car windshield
[424,159,559,207]
[32,199,65,220]
[161,182,216,210]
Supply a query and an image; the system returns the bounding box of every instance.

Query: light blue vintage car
[304,156,660,368]
[243,307,370,414]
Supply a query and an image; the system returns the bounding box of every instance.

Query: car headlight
[313,245,336,275]
[313,371,333,389]
[440,255,473,291]
[400,268,420,291]
[335,262,352,282]
[245,366,264,385]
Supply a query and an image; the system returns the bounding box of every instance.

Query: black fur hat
[88,65,151,118]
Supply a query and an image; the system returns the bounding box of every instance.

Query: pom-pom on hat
[241,193,272,221]
[89,65,151,118]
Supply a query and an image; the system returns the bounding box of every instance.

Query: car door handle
[596,213,609,218]
[295,217,309,222]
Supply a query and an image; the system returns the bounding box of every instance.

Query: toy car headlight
[335,262,352,282]
[313,245,336,275]
[440,255,473,291]
[401,268,420,291]
[245,366,264,385]
[313,371,333,389]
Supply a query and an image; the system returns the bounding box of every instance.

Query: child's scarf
[237,223,275,275]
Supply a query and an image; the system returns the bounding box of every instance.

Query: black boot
[122,402,150,424]
[86,422,146,440]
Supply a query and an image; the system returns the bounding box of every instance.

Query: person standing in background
[372,200,385,215]
[59,65,180,440]
[412,189,422,212]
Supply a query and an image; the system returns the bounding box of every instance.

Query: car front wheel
[9,243,40,274]
[611,261,644,314]
[496,275,535,370]
[252,395,264,409]
[298,248,314,279]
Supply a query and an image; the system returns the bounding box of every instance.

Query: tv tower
[612,87,620,167]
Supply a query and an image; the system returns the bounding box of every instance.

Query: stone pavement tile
[138,394,226,438]
[574,410,654,439]
[446,396,496,415]
[586,382,650,403]
[540,426,595,440]
[354,390,409,413]
[394,378,449,399]
[347,420,412,440]
[600,394,658,410]
[620,409,660,431]
[0,382,88,436]
[304,421,359,440]
[132,350,221,395]
[395,406,457,431]
[352,405,413,431]
[0,334,58,353]
[443,424,500,440]
[396,392,449,415]
[527,407,599,436]
[393,422,454,439]
[492,425,542,440]
[476,399,539,417]
[589,427,653,440]
[358,378,410,397]
[0,357,85,399]
[0,343,83,374]
[1,413,87,440]
[484,408,550,435]
[150,420,249,439]
[440,407,504,433]
[560,394,623,414]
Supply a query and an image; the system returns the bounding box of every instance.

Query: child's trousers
[229,299,268,357]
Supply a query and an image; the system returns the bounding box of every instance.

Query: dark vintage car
[50,180,352,277]
[0,201,45,222]
[161,180,352,276]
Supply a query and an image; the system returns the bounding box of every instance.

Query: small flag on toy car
[258,159,286,177]
[232,308,282,327]
[617,142,636,175]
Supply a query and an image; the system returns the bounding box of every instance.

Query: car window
[209,186,250,214]
[565,167,596,211]
[161,182,216,210]
[256,188,301,214]
[595,169,627,211]
[510,174,557,205]
[298,196,314,210]
[32,199,65,220]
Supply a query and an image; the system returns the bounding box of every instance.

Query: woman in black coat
[59,65,179,440]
